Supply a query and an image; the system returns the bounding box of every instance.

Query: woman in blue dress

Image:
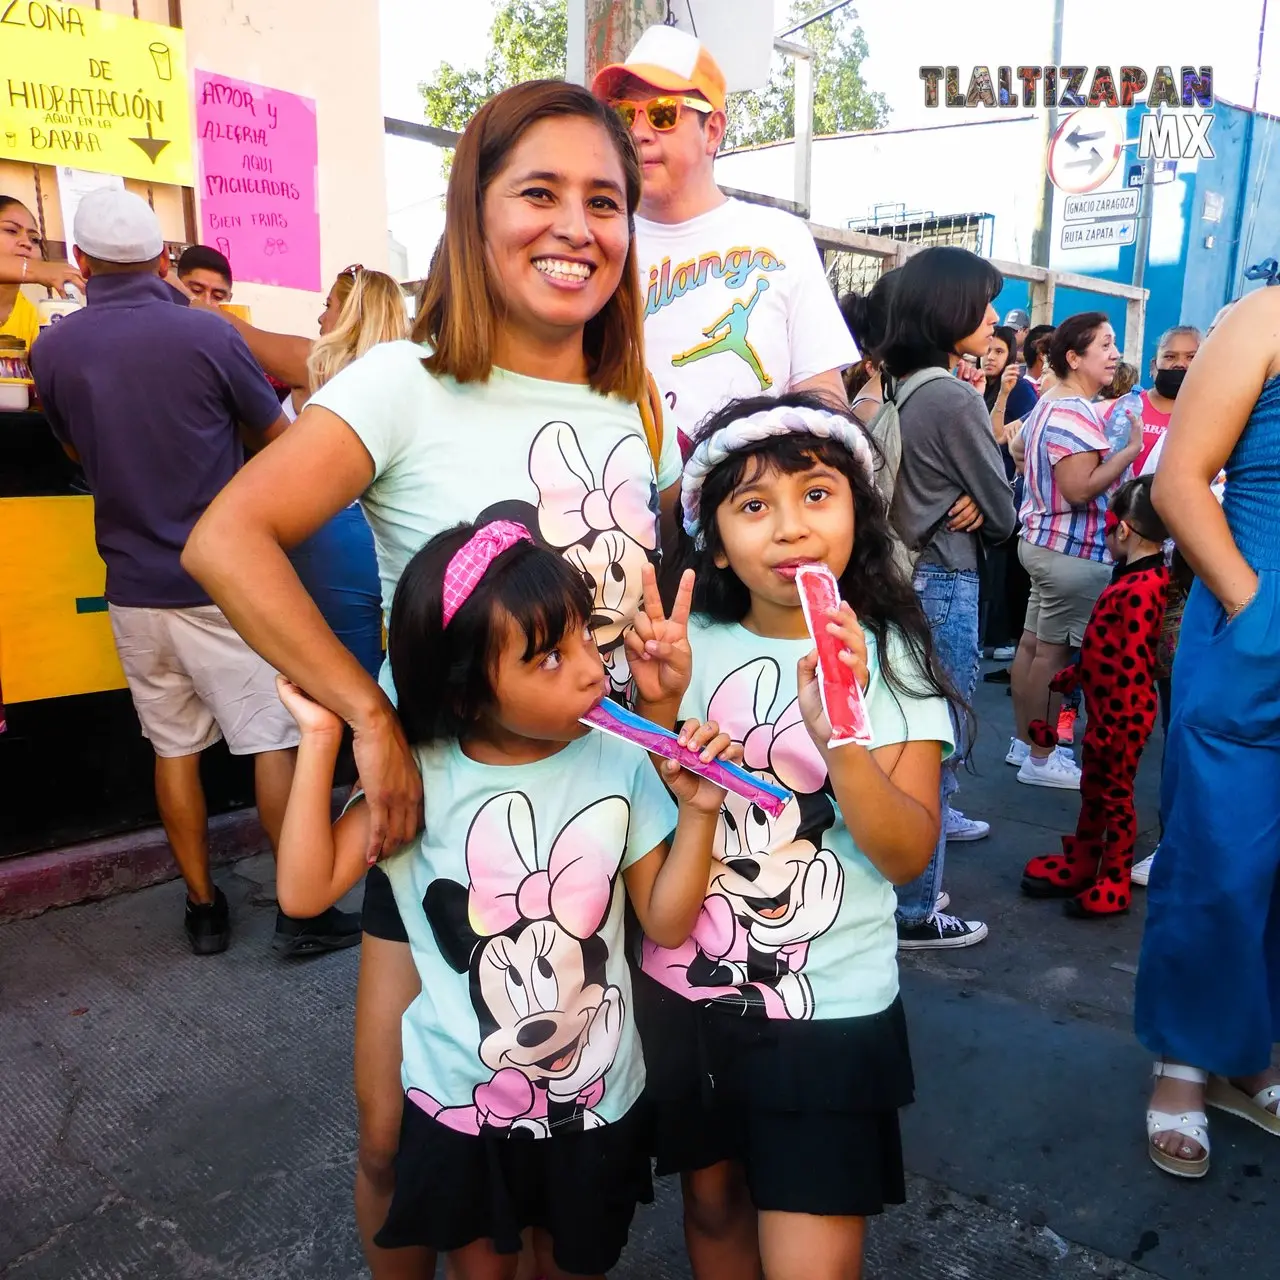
[1139,285,1280,1178]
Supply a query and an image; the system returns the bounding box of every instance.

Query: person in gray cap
[29,188,360,958]
[1004,308,1031,359]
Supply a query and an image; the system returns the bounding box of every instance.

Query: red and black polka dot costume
[1021,554,1170,917]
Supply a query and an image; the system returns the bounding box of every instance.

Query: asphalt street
[3,670,1276,1279]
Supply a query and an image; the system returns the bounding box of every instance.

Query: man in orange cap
[594,25,854,454]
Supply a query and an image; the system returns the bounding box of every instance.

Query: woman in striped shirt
[1009,313,1143,789]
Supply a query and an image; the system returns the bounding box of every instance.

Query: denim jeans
[895,564,982,925]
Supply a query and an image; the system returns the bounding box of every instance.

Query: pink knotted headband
[442,521,534,627]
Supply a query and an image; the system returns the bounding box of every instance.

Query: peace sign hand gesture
[625,564,695,715]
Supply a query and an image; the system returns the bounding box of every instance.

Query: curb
[0,808,271,923]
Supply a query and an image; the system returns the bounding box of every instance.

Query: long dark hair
[983,324,1016,410]
[880,246,1003,379]
[673,392,963,715]
[839,269,899,396]
[388,522,593,746]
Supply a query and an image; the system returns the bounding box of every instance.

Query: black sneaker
[184,887,231,956]
[897,912,989,950]
[272,906,363,958]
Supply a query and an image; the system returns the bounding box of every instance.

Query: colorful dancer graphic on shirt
[672,276,774,390]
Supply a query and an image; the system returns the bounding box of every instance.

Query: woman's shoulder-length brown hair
[413,79,647,405]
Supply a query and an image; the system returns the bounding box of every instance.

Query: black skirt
[362,864,410,943]
[375,1094,654,1273]
[633,970,913,1217]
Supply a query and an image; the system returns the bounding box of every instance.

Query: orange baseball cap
[592,25,727,114]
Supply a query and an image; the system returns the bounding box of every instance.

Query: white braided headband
[681,405,877,546]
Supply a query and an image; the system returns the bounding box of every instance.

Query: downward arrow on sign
[129,122,171,164]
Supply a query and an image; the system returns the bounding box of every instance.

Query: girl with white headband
[622,392,962,1278]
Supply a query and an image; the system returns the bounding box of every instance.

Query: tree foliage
[724,2,890,150]
[420,0,568,133]
[419,0,888,152]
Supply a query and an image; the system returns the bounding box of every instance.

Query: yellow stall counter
[0,495,126,704]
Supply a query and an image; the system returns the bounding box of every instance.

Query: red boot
[1064,864,1133,918]
[1021,835,1101,898]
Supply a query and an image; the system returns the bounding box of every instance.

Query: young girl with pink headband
[624,391,961,1279]
[271,519,731,1279]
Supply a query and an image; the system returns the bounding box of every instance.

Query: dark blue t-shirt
[999,375,1039,482]
[31,273,282,608]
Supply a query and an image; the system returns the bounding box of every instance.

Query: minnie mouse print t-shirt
[641,617,954,1022]
[308,340,683,694]
[380,731,676,1138]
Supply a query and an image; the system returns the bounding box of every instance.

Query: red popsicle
[796,564,874,748]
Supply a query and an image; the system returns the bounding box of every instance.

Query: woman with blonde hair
[213,265,410,677]
[183,80,679,1277]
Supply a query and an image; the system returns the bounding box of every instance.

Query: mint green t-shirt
[641,618,954,1021]
[308,341,681,696]
[381,730,676,1137]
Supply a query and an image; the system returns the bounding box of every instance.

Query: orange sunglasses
[611,95,712,132]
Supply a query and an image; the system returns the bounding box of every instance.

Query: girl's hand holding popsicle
[798,604,869,749]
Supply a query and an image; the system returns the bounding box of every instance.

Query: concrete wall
[717,98,1269,374]
[0,0,387,333]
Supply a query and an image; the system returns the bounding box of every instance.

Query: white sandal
[1147,1062,1210,1178]
[1206,1074,1280,1135]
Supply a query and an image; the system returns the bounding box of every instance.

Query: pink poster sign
[195,71,320,291]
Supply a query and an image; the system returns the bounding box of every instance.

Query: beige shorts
[108,603,301,759]
[1018,539,1113,648]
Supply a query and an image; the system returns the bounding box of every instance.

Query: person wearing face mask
[877,245,1018,949]
[593,26,855,455]
[1103,326,1201,476]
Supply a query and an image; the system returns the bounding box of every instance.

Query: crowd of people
[6,19,1280,1280]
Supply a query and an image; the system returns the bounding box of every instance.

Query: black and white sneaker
[897,912,989,950]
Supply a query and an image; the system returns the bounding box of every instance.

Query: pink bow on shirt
[707,660,827,796]
[531,424,658,552]
[466,793,626,941]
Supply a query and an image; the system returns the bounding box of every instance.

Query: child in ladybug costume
[1021,476,1170,917]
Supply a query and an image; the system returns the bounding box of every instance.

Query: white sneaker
[935,890,951,913]
[1005,737,1031,767]
[946,809,991,842]
[1017,750,1082,790]
[993,645,1017,661]
[1132,849,1158,887]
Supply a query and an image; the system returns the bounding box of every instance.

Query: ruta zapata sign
[195,71,320,291]
[0,4,193,185]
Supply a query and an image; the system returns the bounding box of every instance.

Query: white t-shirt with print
[308,340,682,694]
[641,617,953,1022]
[381,731,677,1137]
[637,198,857,445]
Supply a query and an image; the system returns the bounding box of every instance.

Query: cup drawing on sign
[4,133,16,149]
[149,43,173,82]
[263,238,289,256]
[215,237,232,259]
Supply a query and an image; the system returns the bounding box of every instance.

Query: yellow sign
[0,495,126,704]
[0,4,193,186]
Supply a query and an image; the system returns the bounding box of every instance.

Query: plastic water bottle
[1105,390,1143,456]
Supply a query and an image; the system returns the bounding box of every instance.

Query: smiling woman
[178,78,682,1280]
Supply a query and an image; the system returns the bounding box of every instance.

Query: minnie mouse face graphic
[642,657,842,1020]
[475,421,660,697]
[420,791,630,1137]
